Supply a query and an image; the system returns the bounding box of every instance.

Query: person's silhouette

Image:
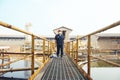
[55,30,65,57]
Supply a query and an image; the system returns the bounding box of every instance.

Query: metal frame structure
[68,20,120,76]
[0,21,53,76]
[1,20,120,80]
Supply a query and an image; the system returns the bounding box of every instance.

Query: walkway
[36,55,88,80]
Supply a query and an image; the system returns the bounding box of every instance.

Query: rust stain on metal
[7,25,12,28]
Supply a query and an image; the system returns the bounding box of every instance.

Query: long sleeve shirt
[55,34,64,46]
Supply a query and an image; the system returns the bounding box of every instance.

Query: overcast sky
[0,0,120,36]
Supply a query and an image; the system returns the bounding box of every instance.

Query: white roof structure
[53,26,72,34]
[96,33,120,37]
[53,26,72,41]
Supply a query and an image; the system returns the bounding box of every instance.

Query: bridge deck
[36,55,88,80]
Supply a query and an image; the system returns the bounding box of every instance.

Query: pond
[83,59,120,80]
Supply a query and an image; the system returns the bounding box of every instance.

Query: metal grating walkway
[40,55,88,80]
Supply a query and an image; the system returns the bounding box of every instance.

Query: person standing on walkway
[55,30,65,57]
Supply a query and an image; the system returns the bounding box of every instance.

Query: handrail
[0,55,31,67]
[0,21,54,78]
[0,21,47,39]
[0,21,33,35]
[91,56,120,67]
[80,20,120,38]
[0,67,38,72]
[68,20,120,80]
[1,20,120,80]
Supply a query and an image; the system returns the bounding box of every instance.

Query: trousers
[56,45,64,57]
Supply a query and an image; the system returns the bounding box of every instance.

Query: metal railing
[1,20,120,80]
[0,21,54,78]
[66,20,120,78]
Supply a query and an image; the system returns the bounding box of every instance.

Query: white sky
[0,0,120,36]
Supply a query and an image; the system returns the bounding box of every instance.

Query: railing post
[72,41,74,59]
[2,53,4,69]
[50,42,52,54]
[65,42,67,54]
[52,42,55,53]
[76,39,79,65]
[67,42,70,55]
[70,42,72,57]
[48,41,50,56]
[67,42,68,54]
[43,39,45,63]
[88,35,91,76]
[31,35,34,75]
[69,42,70,55]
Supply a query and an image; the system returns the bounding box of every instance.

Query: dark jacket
[55,34,64,45]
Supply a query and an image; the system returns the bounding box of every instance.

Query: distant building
[0,35,25,52]
[96,33,120,50]
[53,26,72,42]
[0,33,120,52]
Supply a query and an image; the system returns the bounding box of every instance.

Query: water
[1,71,30,79]
[1,58,120,80]
[83,60,120,80]
[0,59,39,79]
[91,67,120,80]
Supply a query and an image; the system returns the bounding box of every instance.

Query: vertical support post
[66,42,68,54]
[50,42,52,54]
[65,42,67,54]
[48,41,50,56]
[76,39,79,65]
[69,42,71,56]
[68,42,70,55]
[67,42,70,55]
[88,35,91,76]
[52,42,55,53]
[2,53,4,69]
[31,35,34,75]
[43,39,45,63]
[72,41,74,59]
